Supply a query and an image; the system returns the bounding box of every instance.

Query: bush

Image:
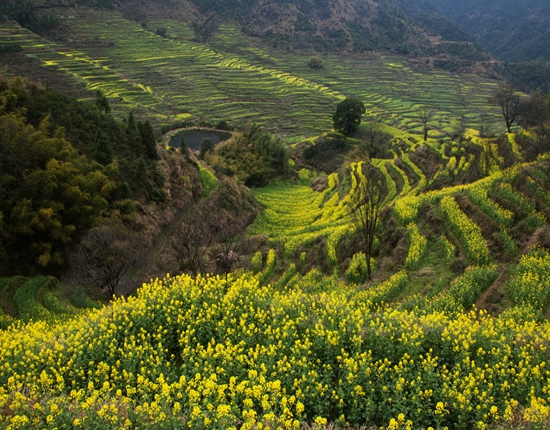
[308,56,324,69]
[345,253,369,284]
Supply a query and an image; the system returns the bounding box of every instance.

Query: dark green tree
[199,138,215,159]
[95,90,111,115]
[308,56,325,69]
[126,112,143,155]
[333,98,365,136]
[138,120,159,160]
[93,132,113,165]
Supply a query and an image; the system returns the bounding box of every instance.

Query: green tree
[0,106,136,273]
[333,98,365,136]
[199,138,215,159]
[308,56,324,69]
[95,90,111,115]
[138,120,159,160]
[126,112,142,155]
[93,132,113,165]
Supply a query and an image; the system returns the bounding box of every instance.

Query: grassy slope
[1,9,502,138]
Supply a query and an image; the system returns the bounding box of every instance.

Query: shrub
[308,56,324,69]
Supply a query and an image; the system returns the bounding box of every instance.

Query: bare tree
[478,113,491,138]
[350,163,385,280]
[493,83,520,133]
[70,223,147,298]
[213,215,246,280]
[518,91,550,156]
[171,203,214,276]
[451,116,466,141]
[417,107,435,141]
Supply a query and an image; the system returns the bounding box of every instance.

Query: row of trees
[332,84,538,143]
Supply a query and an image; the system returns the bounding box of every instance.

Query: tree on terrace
[333,97,365,136]
[493,83,521,133]
[350,163,385,280]
[417,107,435,141]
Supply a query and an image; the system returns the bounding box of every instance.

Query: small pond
[169,130,232,151]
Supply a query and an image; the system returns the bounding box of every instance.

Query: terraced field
[4,153,550,429]
[1,10,502,138]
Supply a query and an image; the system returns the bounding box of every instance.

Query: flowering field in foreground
[2,273,550,429]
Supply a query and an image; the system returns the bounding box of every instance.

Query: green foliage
[440,196,490,266]
[469,184,513,227]
[404,222,427,269]
[0,2,60,32]
[13,276,54,322]
[4,272,550,428]
[508,247,550,310]
[333,98,365,136]
[308,56,324,69]
[505,62,550,93]
[440,235,456,261]
[499,230,518,258]
[353,270,408,306]
[0,44,22,53]
[445,265,498,309]
[199,138,215,159]
[138,120,159,160]
[249,168,351,265]
[258,248,277,285]
[250,251,263,273]
[525,211,547,229]
[345,252,369,284]
[207,125,288,187]
[0,77,139,274]
[196,162,218,197]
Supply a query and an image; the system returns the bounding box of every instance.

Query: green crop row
[440,196,490,266]
[508,247,550,310]
[404,223,427,269]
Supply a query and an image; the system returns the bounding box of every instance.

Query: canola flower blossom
[440,196,490,265]
[2,272,550,428]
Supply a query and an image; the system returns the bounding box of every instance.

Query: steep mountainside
[395,0,550,62]
[1,0,489,61]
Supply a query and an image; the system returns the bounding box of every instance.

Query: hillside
[0,7,502,139]
[395,0,550,63]
[3,149,550,428]
[2,83,550,427]
[1,0,491,62]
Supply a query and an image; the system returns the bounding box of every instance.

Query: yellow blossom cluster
[507,247,550,310]
[404,223,427,269]
[2,272,550,428]
[468,184,513,227]
[440,196,490,265]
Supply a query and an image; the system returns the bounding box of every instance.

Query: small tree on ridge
[333,97,365,136]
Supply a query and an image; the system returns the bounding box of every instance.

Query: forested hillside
[395,0,550,63]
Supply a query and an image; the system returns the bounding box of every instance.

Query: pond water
[169,130,231,151]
